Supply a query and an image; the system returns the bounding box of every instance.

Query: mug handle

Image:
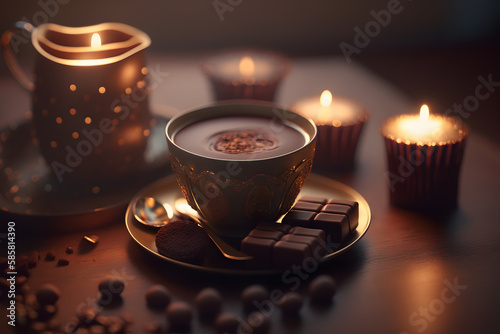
[1,21,35,92]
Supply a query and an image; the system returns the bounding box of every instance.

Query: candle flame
[239,56,255,76]
[419,104,429,121]
[91,33,101,48]
[320,90,332,107]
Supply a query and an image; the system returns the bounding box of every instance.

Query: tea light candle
[293,90,368,168]
[201,49,290,101]
[380,105,468,211]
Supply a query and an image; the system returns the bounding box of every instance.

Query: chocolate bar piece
[241,237,276,269]
[255,222,291,234]
[313,213,350,244]
[298,196,327,205]
[281,198,359,244]
[281,234,324,256]
[290,226,325,242]
[282,210,315,227]
[248,229,284,241]
[293,201,323,212]
[273,241,311,269]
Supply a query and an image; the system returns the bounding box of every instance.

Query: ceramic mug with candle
[1,22,152,184]
[166,101,317,237]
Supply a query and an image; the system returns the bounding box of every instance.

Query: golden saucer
[125,173,371,275]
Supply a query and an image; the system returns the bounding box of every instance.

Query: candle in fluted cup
[293,90,368,169]
[380,105,468,211]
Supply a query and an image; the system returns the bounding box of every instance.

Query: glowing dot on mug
[137,80,145,88]
[69,84,77,91]
[125,87,132,95]
[143,129,150,137]
[130,114,137,121]
[56,117,62,124]
[69,108,76,115]
[50,140,57,148]
[92,186,100,194]
[83,94,90,101]
[72,132,79,139]
[141,67,148,75]
[13,196,21,203]
[32,174,40,182]
[117,138,125,146]
[114,106,122,113]
[25,197,32,204]
[50,97,56,104]
[112,119,119,126]
[99,86,106,94]
[10,185,19,193]
[85,117,92,124]
[42,109,49,116]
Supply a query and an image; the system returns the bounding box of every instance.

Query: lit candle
[382,105,465,145]
[380,105,468,211]
[294,90,365,126]
[293,90,368,168]
[201,49,290,101]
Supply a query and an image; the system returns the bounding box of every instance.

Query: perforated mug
[1,21,152,183]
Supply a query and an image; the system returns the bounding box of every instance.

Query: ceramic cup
[1,22,152,184]
[166,101,317,237]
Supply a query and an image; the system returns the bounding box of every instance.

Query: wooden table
[1,55,499,334]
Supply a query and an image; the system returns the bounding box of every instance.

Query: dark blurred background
[1,0,499,143]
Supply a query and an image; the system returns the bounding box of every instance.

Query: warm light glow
[91,33,101,48]
[320,90,332,107]
[420,104,429,121]
[239,56,255,76]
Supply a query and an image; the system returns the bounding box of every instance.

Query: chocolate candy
[195,287,222,320]
[241,223,327,269]
[308,275,337,304]
[277,292,303,315]
[215,312,239,334]
[241,285,269,311]
[282,196,359,243]
[145,284,171,309]
[155,220,210,262]
[273,241,311,269]
[166,301,193,331]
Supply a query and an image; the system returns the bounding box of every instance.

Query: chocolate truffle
[98,275,125,297]
[36,284,60,305]
[241,285,269,311]
[277,292,303,315]
[195,287,223,320]
[155,220,210,262]
[215,312,239,334]
[145,284,171,309]
[308,275,337,304]
[166,301,193,331]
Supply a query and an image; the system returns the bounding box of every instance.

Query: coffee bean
[66,246,74,254]
[45,250,56,261]
[58,258,70,266]
[35,283,60,305]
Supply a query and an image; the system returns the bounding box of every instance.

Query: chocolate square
[327,199,359,231]
[255,222,291,234]
[293,201,323,212]
[313,213,350,244]
[281,234,325,256]
[298,196,327,205]
[273,241,311,269]
[321,204,357,233]
[248,229,284,241]
[290,226,326,243]
[281,210,315,227]
[241,236,276,269]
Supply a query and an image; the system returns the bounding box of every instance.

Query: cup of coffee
[166,101,317,237]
